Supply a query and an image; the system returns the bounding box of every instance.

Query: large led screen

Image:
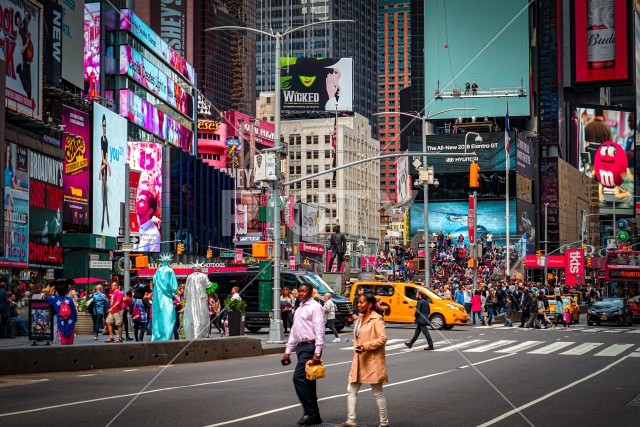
[92,103,127,237]
[280,57,353,112]
[28,152,63,268]
[83,2,100,97]
[62,106,90,226]
[423,0,530,119]
[573,0,630,84]
[128,141,162,252]
[572,106,634,215]
[2,0,43,119]
[3,142,29,267]
[409,200,517,246]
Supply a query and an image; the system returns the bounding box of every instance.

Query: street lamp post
[544,202,549,285]
[374,108,473,287]
[207,20,353,343]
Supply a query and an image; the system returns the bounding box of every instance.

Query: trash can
[227,311,245,336]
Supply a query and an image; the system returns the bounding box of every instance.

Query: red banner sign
[300,243,325,255]
[565,249,585,285]
[468,195,476,245]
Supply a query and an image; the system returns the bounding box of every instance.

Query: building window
[313,180,319,189]
[325,179,331,188]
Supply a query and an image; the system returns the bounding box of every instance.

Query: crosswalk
[340,338,640,358]
[483,325,640,334]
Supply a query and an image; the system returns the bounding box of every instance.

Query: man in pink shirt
[282,283,325,426]
[105,281,124,342]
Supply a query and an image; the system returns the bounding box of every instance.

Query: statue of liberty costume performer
[183,261,211,340]
[152,254,179,341]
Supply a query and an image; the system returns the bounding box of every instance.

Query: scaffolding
[434,86,527,100]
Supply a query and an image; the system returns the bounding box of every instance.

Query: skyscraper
[255,0,377,121]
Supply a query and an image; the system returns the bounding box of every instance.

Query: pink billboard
[565,249,585,286]
[224,112,275,148]
[128,142,162,252]
[83,2,101,98]
[61,106,90,226]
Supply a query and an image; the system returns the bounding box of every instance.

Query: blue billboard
[424,0,530,119]
[409,200,517,245]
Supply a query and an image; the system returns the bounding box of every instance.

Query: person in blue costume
[152,253,178,341]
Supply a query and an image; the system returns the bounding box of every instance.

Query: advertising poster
[61,0,84,88]
[129,170,140,234]
[280,57,353,112]
[516,134,535,180]
[565,248,585,286]
[28,151,63,268]
[2,0,43,118]
[84,2,100,97]
[235,204,247,235]
[128,142,162,252]
[573,0,629,84]
[409,200,517,246]
[62,106,90,226]
[573,106,635,215]
[42,0,62,86]
[28,299,54,342]
[516,199,536,254]
[92,103,126,238]
[150,0,188,57]
[3,142,29,267]
[396,155,411,205]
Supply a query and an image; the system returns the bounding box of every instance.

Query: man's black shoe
[424,346,435,351]
[297,414,322,425]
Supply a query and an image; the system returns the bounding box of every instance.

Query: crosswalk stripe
[495,341,544,353]
[581,329,599,333]
[594,344,634,357]
[559,342,604,355]
[528,342,575,354]
[626,329,640,334]
[435,340,487,352]
[464,340,517,353]
[630,347,640,357]
[601,329,626,333]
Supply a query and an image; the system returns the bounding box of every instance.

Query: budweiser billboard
[468,194,476,245]
[565,249,585,286]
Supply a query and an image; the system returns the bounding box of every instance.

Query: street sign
[121,244,134,251]
[89,260,112,269]
[468,194,476,245]
[220,252,235,258]
[117,236,140,245]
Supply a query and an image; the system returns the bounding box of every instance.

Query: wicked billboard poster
[28,151,63,268]
[2,141,29,268]
[62,105,90,226]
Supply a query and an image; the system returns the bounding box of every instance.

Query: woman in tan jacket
[338,292,389,427]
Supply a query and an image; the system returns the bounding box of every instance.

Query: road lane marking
[559,343,603,356]
[78,374,95,377]
[601,329,626,333]
[435,339,487,352]
[626,329,640,333]
[478,353,633,426]
[527,342,575,354]
[123,369,138,372]
[630,347,640,358]
[463,340,516,353]
[495,341,544,353]
[204,354,515,427]
[593,344,634,357]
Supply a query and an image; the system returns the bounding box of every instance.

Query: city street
[1,315,639,427]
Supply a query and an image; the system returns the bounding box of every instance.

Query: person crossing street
[404,290,434,350]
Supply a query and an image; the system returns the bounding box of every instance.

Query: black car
[209,269,353,333]
[587,298,633,327]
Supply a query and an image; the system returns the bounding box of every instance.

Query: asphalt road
[1,314,639,427]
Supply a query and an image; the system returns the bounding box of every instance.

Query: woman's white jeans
[346,382,389,426]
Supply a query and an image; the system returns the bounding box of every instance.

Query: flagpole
[505,99,510,280]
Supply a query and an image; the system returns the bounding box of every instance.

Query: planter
[75,312,95,335]
[227,311,245,336]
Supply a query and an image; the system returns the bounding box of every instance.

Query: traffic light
[522,258,527,267]
[206,249,213,258]
[468,258,476,269]
[536,250,542,259]
[582,244,587,251]
[177,243,184,255]
[586,257,592,267]
[303,259,310,266]
[469,162,480,188]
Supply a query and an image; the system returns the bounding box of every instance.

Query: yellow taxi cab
[350,281,469,329]
[547,296,580,324]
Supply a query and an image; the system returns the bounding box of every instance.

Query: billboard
[83,1,100,97]
[1,0,43,118]
[61,0,84,88]
[41,0,62,86]
[28,151,63,268]
[572,106,634,215]
[224,112,275,148]
[409,200,517,246]
[119,9,194,84]
[118,45,194,117]
[573,0,630,84]
[92,103,127,237]
[409,132,515,174]
[516,199,536,254]
[150,0,188,57]
[2,142,29,267]
[128,141,162,252]
[565,248,585,286]
[62,106,90,226]
[423,0,530,119]
[280,57,353,112]
[119,89,193,152]
[516,133,535,180]
[396,155,411,205]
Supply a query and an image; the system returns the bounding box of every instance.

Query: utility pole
[544,202,549,286]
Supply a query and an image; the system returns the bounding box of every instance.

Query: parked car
[587,297,633,326]
[628,296,640,323]
[209,269,353,333]
[547,296,580,324]
[349,281,468,329]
